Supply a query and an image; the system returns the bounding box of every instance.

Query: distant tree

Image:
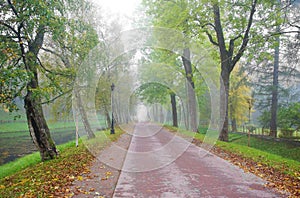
[142,0,199,131]
[278,102,300,131]
[229,66,253,132]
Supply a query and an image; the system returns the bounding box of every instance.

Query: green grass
[228,133,300,162]
[0,141,77,179]
[216,140,300,176]
[0,128,123,180]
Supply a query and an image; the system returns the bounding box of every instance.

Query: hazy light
[137,104,149,122]
[91,0,141,17]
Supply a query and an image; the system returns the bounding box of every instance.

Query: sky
[91,0,141,18]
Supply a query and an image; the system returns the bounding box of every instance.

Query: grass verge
[0,128,123,197]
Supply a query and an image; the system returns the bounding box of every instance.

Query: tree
[259,102,300,137]
[246,1,300,137]
[278,102,300,131]
[0,0,64,160]
[193,0,258,141]
[229,66,253,132]
[43,1,100,139]
[136,82,178,127]
[0,0,98,160]
[142,0,199,131]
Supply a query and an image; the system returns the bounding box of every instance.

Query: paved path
[113,122,283,198]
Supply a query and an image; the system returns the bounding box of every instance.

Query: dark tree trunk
[23,26,57,161]
[270,26,280,138]
[75,89,96,139]
[170,93,178,127]
[182,48,198,132]
[219,68,230,141]
[25,92,58,161]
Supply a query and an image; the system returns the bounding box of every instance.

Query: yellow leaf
[77,176,83,181]
[0,185,5,189]
[106,171,112,176]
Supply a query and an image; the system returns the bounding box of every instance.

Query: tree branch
[36,56,73,77]
[232,0,258,71]
[228,35,242,57]
[0,21,18,35]
[40,89,72,105]
[213,3,228,65]
[7,0,19,18]
[205,31,219,46]
[41,47,71,68]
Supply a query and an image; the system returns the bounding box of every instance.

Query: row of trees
[0,0,132,160]
[138,0,300,140]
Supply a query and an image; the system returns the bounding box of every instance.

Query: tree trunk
[25,92,58,161]
[182,48,198,132]
[160,105,164,122]
[231,119,237,132]
[23,25,57,161]
[74,89,95,139]
[170,93,178,127]
[270,25,280,138]
[219,68,230,142]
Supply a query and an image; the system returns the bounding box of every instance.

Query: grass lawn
[228,133,300,162]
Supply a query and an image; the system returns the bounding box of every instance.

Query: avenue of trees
[0,0,299,161]
[140,0,300,141]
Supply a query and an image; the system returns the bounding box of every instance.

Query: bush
[279,128,294,138]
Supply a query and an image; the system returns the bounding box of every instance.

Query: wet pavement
[113,122,284,198]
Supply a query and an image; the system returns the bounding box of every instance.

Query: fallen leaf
[89,187,95,192]
[106,171,112,176]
